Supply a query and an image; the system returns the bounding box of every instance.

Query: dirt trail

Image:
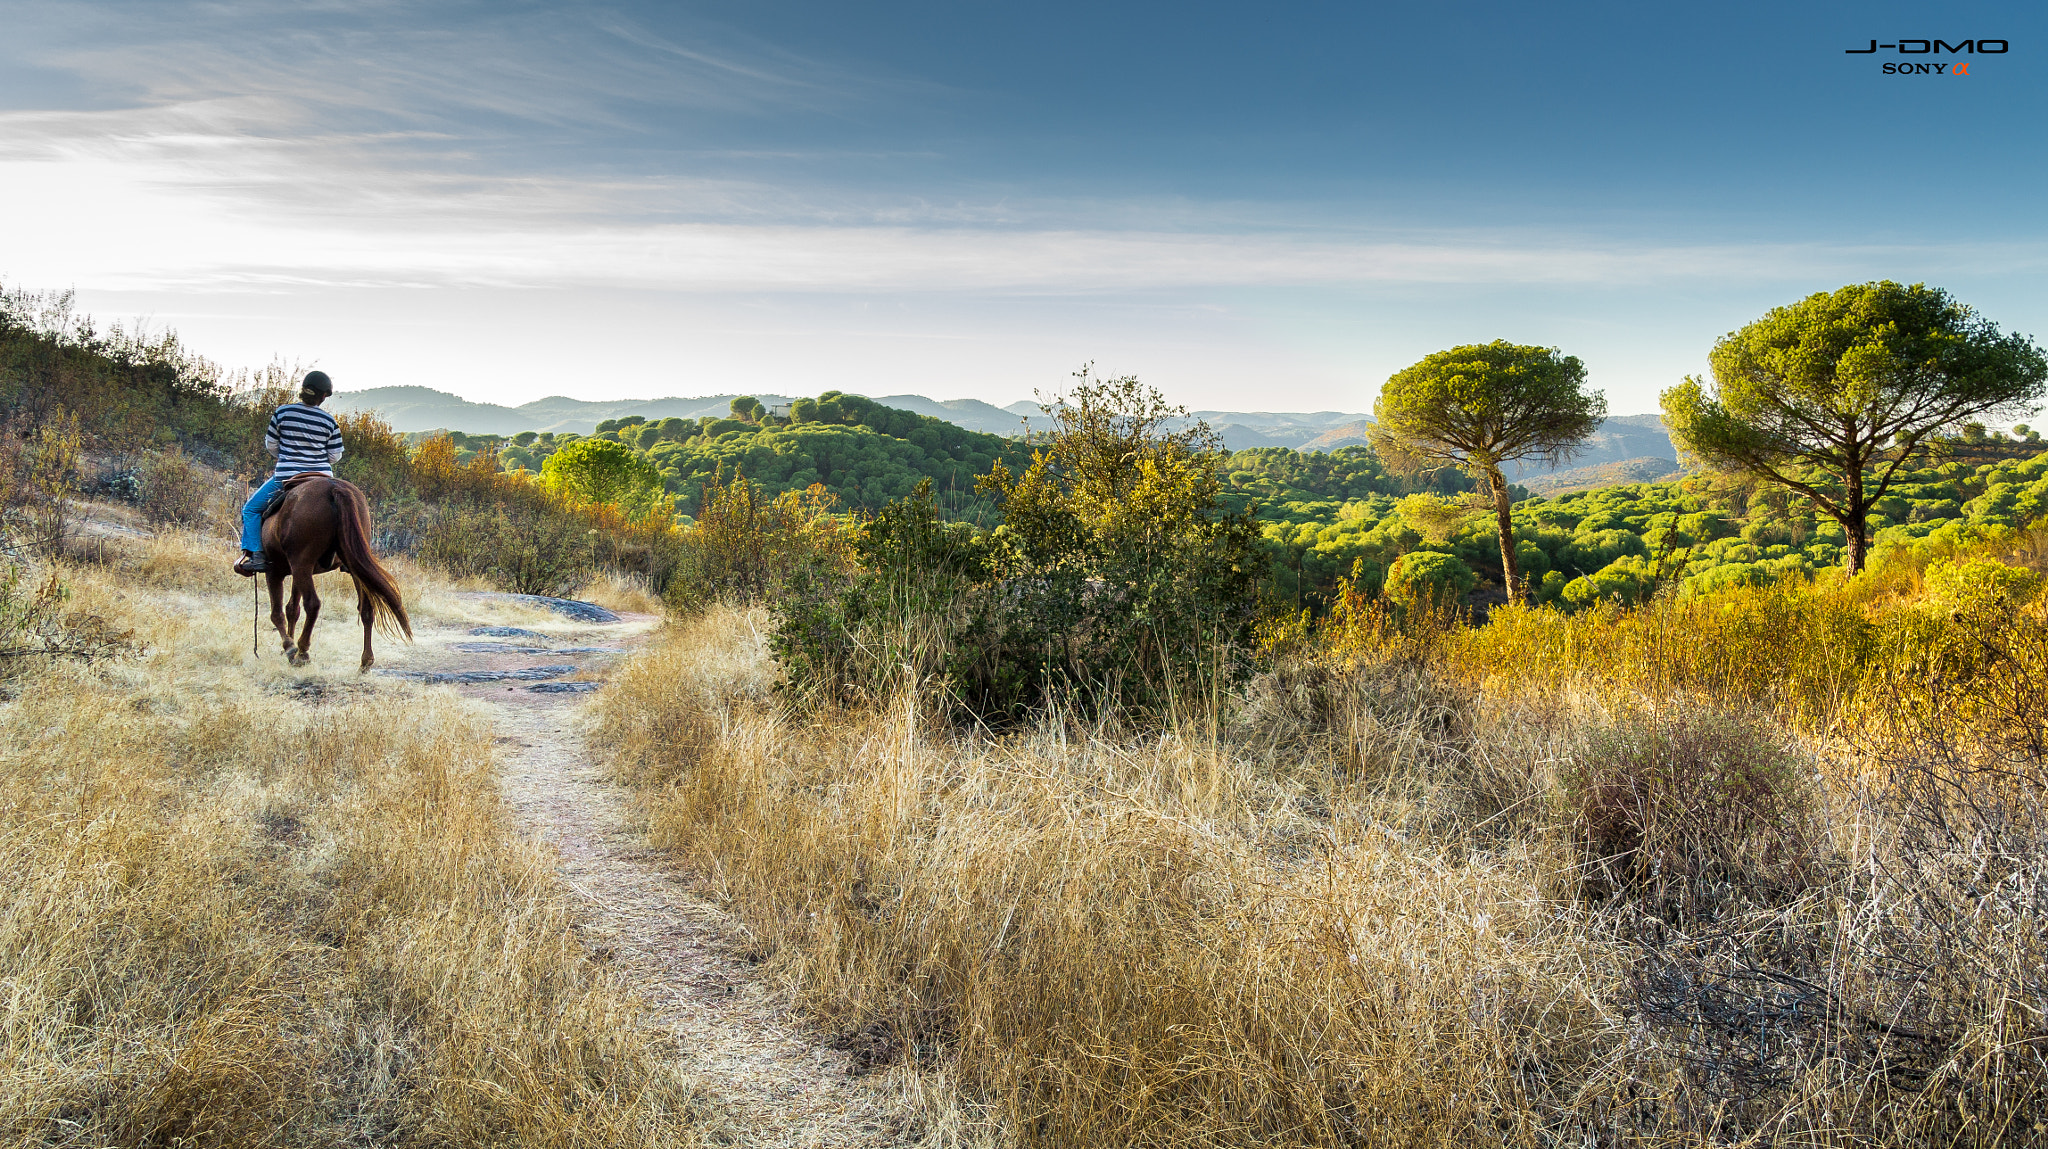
[400,602,913,1148]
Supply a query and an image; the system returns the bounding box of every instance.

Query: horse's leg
[357,580,376,672]
[267,568,294,655]
[291,569,321,667]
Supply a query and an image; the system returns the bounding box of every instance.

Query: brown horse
[260,474,412,669]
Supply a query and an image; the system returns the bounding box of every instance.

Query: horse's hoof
[289,651,310,668]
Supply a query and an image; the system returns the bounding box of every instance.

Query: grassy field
[592,537,2048,1146]
[1,528,700,1147]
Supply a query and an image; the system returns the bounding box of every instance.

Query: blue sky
[3,0,2043,414]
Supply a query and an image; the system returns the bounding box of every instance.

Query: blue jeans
[240,476,285,551]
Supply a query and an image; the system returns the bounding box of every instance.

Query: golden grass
[596,608,1610,1145]
[580,572,665,617]
[595,597,2048,1147]
[1,534,702,1147]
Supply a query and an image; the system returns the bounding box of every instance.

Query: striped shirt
[265,403,345,477]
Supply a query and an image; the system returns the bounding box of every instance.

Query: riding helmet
[302,370,334,398]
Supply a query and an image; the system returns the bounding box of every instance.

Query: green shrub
[771,479,990,707]
[677,476,852,609]
[1384,550,1475,600]
[775,377,1264,721]
[1682,561,1770,597]
[1923,556,2042,610]
[420,503,597,598]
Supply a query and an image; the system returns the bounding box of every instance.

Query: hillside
[333,384,1379,448]
[1522,455,1683,493]
[328,387,802,436]
[422,388,2048,613]
[341,385,1683,476]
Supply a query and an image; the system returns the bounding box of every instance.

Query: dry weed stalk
[599,602,2048,1147]
[1,533,702,1147]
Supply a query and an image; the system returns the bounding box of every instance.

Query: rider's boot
[234,549,267,576]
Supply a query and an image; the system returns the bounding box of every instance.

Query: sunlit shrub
[1923,554,2042,610]
[1384,549,1475,599]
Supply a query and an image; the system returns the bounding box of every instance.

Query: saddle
[259,473,328,523]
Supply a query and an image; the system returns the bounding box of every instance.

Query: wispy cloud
[31,1,911,126]
[8,107,2044,299]
[8,1,2046,414]
[11,1,2042,301]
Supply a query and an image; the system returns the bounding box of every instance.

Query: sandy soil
[399,604,917,1148]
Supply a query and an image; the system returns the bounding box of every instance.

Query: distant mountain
[333,385,1377,444]
[1522,456,1685,494]
[997,399,1373,450]
[330,386,1677,482]
[1301,420,1374,452]
[1507,414,1677,482]
[871,395,1035,434]
[328,387,797,436]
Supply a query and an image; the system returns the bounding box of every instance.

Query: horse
[259,474,413,670]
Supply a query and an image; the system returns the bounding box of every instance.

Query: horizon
[334,381,1680,421]
[6,2,2045,416]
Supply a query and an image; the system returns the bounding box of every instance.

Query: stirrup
[234,552,268,576]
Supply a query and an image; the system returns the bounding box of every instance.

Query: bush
[776,377,1265,721]
[334,408,413,505]
[135,448,215,526]
[1384,550,1475,600]
[420,502,597,598]
[540,437,666,512]
[0,410,81,568]
[1561,704,1817,917]
[1680,559,1771,597]
[771,479,991,708]
[680,475,852,608]
[1923,555,2042,610]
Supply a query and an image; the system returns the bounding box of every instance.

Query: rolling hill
[331,385,1678,477]
[331,385,1381,449]
[326,387,801,436]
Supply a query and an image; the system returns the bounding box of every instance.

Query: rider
[235,370,345,576]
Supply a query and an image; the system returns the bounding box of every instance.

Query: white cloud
[10,2,2042,301]
[9,123,2043,299]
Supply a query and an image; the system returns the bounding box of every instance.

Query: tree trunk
[1844,510,1869,576]
[1488,466,1521,600]
[1844,466,1868,576]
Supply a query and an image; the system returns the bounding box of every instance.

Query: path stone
[459,592,624,624]
[380,663,578,684]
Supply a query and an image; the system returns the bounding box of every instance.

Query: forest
[421,390,2048,616]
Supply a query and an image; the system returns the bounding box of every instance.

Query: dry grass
[581,572,666,617]
[597,608,1612,1146]
[595,597,2048,1147]
[1,532,702,1147]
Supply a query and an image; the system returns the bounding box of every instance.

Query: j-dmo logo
[1846,39,2007,75]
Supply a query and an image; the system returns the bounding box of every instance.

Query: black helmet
[302,370,333,398]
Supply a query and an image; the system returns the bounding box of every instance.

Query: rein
[252,573,260,659]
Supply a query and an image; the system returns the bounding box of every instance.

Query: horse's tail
[329,479,413,641]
